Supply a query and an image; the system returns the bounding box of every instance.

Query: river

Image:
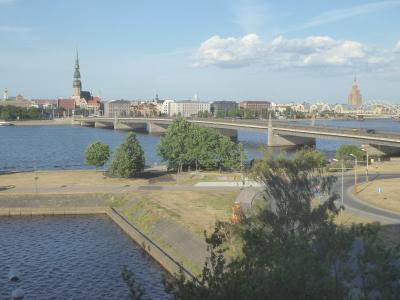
[0,215,170,299]
[0,119,399,172]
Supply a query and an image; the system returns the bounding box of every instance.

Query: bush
[85,141,110,169]
[109,133,145,178]
[335,145,365,162]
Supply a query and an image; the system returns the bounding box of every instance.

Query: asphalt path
[333,173,400,223]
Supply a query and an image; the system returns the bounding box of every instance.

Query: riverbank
[11,118,73,126]
[0,169,241,274]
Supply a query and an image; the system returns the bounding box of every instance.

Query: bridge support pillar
[147,122,167,134]
[215,128,238,139]
[268,131,316,147]
[80,121,95,127]
[95,121,113,129]
[114,122,147,131]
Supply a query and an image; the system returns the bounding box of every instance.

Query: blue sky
[0,0,399,103]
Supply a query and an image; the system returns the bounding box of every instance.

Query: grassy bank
[357,178,400,213]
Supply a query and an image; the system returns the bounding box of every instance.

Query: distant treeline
[0,105,63,121]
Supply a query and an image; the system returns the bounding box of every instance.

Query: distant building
[212,101,238,117]
[31,99,58,108]
[132,101,158,117]
[169,100,211,117]
[57,98,75,117]
[239,101,271,112]
[0,91,32,108]
[3,88,8,101]
[87,96,101,114]
[104,100,131,117]
[71,52,99,109]
[348,78,362,105]
[161,100,174,116]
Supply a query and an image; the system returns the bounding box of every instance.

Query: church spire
[74,50,81,79]
[72,51,82,101]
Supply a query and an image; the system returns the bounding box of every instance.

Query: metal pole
[366,151,369,182]
[341,160,344,209]
[354,158,358,193]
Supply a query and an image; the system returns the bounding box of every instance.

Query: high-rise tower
[3,88,8,101]
[72,51,82,104]
[347,77,362,105]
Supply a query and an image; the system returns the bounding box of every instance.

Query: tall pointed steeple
[72,50,82,102]
[74,50,81,79]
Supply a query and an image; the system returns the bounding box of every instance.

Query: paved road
[333,173,400,223]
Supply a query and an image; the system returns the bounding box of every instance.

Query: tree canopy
[157,117,245,172]
[109,132,145,178]
[85,141,110,169]
[164,153,400,300]
[335,144,365,162]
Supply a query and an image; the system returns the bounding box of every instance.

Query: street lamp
[349,154,358,193]
[361,148,369,182]
[332,158,344,211]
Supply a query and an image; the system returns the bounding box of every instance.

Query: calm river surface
[0,215,170,299]
[1,119,399,172]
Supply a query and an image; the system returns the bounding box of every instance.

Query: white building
[161,100,174,116]
[169,100,211,117]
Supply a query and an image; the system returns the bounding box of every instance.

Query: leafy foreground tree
[292,148,327,169]
[157,117,244,172]
[109,132,145,178]
[163,154,400,300]
[85,141,110,170]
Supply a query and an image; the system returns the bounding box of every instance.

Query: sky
[0,0,399,103]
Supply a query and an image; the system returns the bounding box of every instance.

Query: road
[333,173,400,223]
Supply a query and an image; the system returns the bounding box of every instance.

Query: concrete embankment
[12,119,73,126]
[0,194,198,279]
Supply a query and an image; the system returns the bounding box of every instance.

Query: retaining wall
[0,205,196,280]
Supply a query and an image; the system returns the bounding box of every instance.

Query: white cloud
[194,33,263,68]
[269,36,368,67]
[195,34,392,70]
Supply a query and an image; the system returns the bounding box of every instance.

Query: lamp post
[361,148,369,182]
[350,154,357,193]
[332,158,344,211]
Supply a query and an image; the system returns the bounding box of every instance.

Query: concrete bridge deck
[73,117,400,150]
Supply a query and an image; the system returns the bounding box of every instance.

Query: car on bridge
[366,129,376,134]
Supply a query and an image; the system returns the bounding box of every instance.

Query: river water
[0,215,170,299]
[0,119,399,172]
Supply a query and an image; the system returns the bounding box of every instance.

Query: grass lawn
[357,178,400,213]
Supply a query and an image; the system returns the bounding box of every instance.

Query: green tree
[85,141,110,170]
[215,136,244,171]
[164,155,400,300]
[109,132,145,178]
[293,148,327,169]
[335,144,365,161]
[157,117,191,172]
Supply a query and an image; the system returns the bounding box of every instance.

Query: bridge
[73,116,400,157]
